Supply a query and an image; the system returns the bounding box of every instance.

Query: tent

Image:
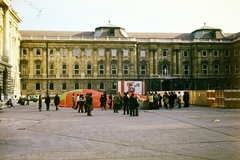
[59,89,104,108]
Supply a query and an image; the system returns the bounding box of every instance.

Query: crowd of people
[35,91,190,116]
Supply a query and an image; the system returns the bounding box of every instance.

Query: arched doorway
[162,80,170,91]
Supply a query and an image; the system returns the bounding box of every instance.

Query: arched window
[123,65,129,75]
[74,64,79,75]
[225,64,230,75]
[202,64,208,75]
[62,64,67,75]
[214,64,219,75]
[183,65,189,75]
[86,64,92,75]
[35,64,41,75]
[140,65,146,75]
[111,64,117,75]
[99,64,104,75]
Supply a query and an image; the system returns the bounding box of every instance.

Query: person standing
[86,93,93,116]
[177,91,182,108]
[108,93,113,109]
[100,94,106,110]
[113,92,121,113]
[54,94,60,111]
[148,93,154,110]
[168,92,175,109]
[78,94,85,113]
[45,94,51,111]
[129,93,138,116]
[183,91,190,107]
[158,93,162,108]
[122,92,129,115]
[75,94,80,110]
[72,93,75,109]
[38,95,42,112]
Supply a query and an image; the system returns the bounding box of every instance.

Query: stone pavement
[0,102,240,160]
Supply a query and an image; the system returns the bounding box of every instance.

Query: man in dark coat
[183,91,190,107]
[54,94,60,111]
[123,92,129,115]
[129,93,138,116]
[45,94,51,111]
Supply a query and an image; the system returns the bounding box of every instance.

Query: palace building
[0,0,21,100]
[18,23,240,97]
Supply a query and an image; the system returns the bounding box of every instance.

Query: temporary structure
[59,89,103,108]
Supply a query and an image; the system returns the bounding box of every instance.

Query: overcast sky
[11,0,240,33]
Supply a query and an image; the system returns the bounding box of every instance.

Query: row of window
[22,82,117,91]
[21,63,239,76]
[22,48,239,57]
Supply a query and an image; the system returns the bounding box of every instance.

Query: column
[3,8,9,61]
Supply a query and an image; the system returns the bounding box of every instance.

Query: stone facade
[19,24,240,97]
[0,0,21,100]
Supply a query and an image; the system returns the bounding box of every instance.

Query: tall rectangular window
[99,49,104,56]
[49,83,54,90]
[111,49,117,57]
[112,83,117,90]
[74,49,80,56]
[22,83,27,90]
[225,50,230,57]
[123,50,128,57]
[99,83,104,90]
[74,83,80,89]
[202,50,207,57]
[22,49,27,55]
[140,50,145,57]
[62,83,67,90]
[36,49,41,55]
[213,50,219,57]
[86,49,92,56]
[183,51,188,57]
[162,50,168,57]
[36,64,41,75]
[35,83,40,90]
[87,83,92,89]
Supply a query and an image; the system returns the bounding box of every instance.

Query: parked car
[23,95,39,102]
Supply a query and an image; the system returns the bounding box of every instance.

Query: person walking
[26,95,30,105]
[38,95,42,112]
[122,92,129,115]
[54,94,60,111]
[113,92,121,113]
[45,94,51,111]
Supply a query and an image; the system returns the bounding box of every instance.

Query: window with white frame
[214,64,219,74]
[49,64,54,75]
[74,83,80,89]
[225,64,230,74]
[35,83,40,90]
[140,50,146,57]
[35,64,41,75]
[213,50,219,57]
[111,49,117,57]
[183,65,189,75]
[202,50,207,57]
[21,64,27,74]
[62,83,67,90]
[74,64,79,75]
[123,64,129,75]
[183,51,188,57]
[86,49,92,56]
[235,63,239,74]
[36,49,41,55]
[162,64,168,75]
[49,83,54,90]
[74,49,80,56]
[225,50,230,57]
[87,83,92,89]
[202,64,208,74]
[140,65,146,75]
[123,50,128,57]
[112,82,117,90]
[99,49,104,56]
[86,64,92,75]
[99,83,104,90]
[111,64,117,75]
[62,64,67,75]
[162,50,168,57]
[99,64,104,75]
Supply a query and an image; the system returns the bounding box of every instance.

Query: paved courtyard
[0,103,240,160]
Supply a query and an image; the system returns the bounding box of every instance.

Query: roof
[95,23,124,30]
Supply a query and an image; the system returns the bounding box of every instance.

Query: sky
[11,0,240,33]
